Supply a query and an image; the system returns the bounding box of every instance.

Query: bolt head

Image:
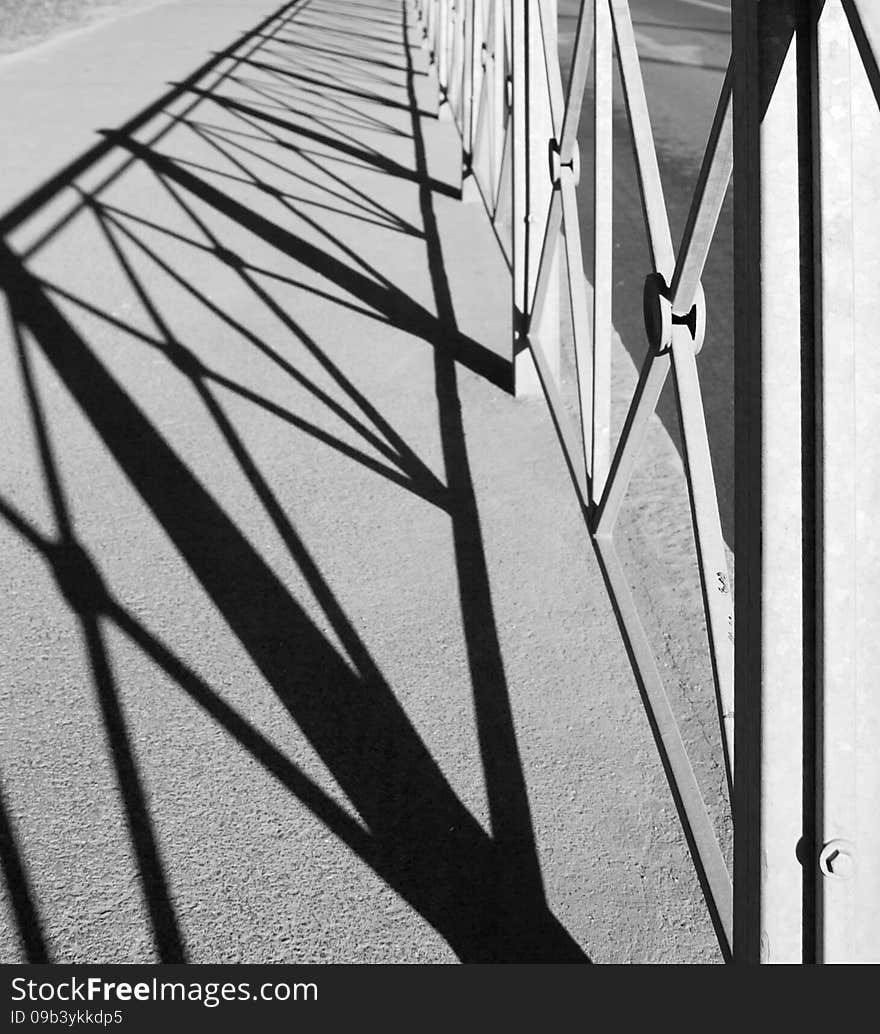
[826,849,854,879]
[819,839,856,880]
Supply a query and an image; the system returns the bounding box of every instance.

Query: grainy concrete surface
[0,0,726,963]
[0,0,176,55]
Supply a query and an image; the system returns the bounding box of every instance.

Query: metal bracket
[643,273,706,354]
[548,139,581,188]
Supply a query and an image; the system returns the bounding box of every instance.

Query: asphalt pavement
[0,0,728,964]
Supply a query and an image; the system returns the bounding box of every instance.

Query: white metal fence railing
[413,0,880,963]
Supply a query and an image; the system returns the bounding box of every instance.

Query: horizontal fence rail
[413,0,880,962]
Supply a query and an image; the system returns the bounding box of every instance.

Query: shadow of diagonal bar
[0,0,600,963]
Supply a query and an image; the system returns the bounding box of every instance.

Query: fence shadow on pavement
[0,0,589,963]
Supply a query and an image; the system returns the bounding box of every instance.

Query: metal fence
[413,0,880,963]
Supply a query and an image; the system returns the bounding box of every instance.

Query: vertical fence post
[491,0,506,195]
[429,0,438,62]
[733,0,880,963]
[463,0,476,155]
[511,0,533,391]
[449,0,464,120]
[812,0,880,964]
[438,0,450,95]
[531,0,561,383]
[732,0,807,964]
[460,0,482,203]
[591,0,612,499]
[512,0,559,397]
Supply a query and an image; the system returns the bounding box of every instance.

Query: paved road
[559,0,733,545]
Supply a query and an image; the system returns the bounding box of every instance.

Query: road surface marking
[633,30,710,68]
[673,0,729,14]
